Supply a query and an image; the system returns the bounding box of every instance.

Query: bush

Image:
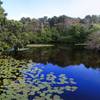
[85,31,100,50]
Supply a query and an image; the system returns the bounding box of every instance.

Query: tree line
[0,0,100,51]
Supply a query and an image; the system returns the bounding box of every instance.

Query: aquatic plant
[0,59,78,100]
[0,57,27,79]
[21,63,78,99]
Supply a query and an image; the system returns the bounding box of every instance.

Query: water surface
[22,63,100,100]
[1,46,100,100]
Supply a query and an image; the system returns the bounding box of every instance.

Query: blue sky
[2,0,100,20]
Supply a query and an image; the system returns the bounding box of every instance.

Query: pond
[11,45,100,67]
[0,45,100,100]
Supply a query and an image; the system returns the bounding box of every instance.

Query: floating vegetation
[0,57,27,79]
[0,58,78,100]
[21,63,78,100]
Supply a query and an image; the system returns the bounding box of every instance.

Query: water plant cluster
[0,57,28,99]
[0,58,78,100]
[0,56,27,80]
[22,63,78,100]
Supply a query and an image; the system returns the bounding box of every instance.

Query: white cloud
[67,0,100,18]
[20,13,32,18]
[7,13,33,20]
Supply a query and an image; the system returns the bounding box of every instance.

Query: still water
[1,46,100,100]
[12,46,100,67]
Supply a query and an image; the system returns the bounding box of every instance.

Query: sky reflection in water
[22,63,100,100]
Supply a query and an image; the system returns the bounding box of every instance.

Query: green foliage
[66,25,89,44]
[85,31,100,50]
[0,41,9,51]
[0,59,78,100]
[0,57,27,79]
[0,0,100,50]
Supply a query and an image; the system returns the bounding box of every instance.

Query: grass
[27,44,54,47]
[18,48,29,51]
[75,43,88,46]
